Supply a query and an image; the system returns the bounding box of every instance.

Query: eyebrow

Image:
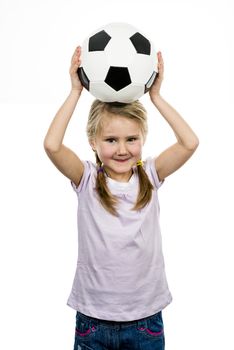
[102,134,140,138]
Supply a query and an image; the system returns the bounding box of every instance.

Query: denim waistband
[76,310,161,329]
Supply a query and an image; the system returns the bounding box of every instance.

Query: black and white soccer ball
[78,23,157,103]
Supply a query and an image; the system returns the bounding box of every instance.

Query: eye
[105,138,116,143]
[127,137,137,142]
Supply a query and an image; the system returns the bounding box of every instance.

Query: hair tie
[136,160,143,167]
[97,166,104,174]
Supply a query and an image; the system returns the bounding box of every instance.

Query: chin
[107,162,131,172]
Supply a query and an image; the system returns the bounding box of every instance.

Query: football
[78,23,157,103]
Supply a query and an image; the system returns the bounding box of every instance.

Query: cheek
[131,142,143,156]
[97,145,114,159]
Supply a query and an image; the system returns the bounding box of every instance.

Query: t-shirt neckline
[106,169,137,191]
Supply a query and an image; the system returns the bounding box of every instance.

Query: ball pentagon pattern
[78,23,157,103]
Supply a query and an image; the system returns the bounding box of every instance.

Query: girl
[44,46,199,350]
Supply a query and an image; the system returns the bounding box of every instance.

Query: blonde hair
[87,99,154,216]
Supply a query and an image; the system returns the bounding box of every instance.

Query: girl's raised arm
[43,47,84,187]
[149,52,199,182]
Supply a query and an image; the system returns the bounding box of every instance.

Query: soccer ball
[78,23,157,103]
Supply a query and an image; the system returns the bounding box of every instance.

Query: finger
[157,51,163,61]
[70,60,81,72]
[70,61,81,75]
[71,46,81,64]
[157,52,164,74]
[157,52,164,65]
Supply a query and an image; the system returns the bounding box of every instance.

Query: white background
[0,0,233,349]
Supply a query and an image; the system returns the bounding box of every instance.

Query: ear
[89,139,96,151]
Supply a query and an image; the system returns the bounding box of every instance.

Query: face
[90,113,144,182]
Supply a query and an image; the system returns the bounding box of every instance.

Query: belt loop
[137,318,146,329]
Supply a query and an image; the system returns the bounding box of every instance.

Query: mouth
[113,158,130,163]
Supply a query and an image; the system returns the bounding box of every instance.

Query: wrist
[150,93,162,106]
[70,88,82,99]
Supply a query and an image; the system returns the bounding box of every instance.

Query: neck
[104,168,133,182]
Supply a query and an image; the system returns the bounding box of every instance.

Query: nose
[117,141,127,155]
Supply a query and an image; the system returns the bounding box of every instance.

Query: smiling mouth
[114,158,130,162]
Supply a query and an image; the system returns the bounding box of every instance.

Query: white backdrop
[0,0,233,349]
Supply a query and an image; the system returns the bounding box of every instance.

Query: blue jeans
[73,310,165,350]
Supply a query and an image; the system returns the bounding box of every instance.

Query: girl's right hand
[69,46,83,93]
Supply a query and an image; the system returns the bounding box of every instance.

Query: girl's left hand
[69,46,83,93]
[149,51,164,101]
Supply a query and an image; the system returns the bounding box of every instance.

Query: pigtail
[95,152,118,216]
[132,161,154,211]
[87,99,154,216]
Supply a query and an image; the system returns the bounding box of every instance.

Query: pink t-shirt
[67,157,172,321]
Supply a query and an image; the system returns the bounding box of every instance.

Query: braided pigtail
[132,160,154,211]
[87,99,152,215]
[95,153,118,216]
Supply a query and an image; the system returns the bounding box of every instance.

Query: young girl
[44,46,199,350]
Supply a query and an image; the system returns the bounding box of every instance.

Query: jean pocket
[137,312,164,339]
[75,313,98,339]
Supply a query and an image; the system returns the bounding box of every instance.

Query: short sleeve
[145,157,164,189]
[70,160,93,194]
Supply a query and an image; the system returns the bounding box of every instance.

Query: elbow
[193,136,200,150]
[178,135,199,152]
[43,138,59,154]
[186,137,199,152]
[43,138,51,153]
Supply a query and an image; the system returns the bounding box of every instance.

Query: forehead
[99,113,141,136]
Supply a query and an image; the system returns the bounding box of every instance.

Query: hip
[73,310,165,350]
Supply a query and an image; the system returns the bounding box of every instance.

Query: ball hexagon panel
[102,22,137,38]
[128,52,157,85]
[90,82,145,103]
[104,36,137,67]
[81,48,109,81]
